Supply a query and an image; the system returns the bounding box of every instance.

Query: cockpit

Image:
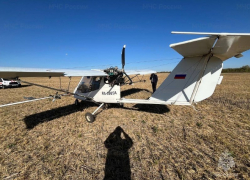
[77,76,102,93]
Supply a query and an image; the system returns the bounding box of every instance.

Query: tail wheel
[85,112,95,123]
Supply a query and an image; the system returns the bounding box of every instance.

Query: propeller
[103,44,132,85]
[121,45,126,71]
[121,45,132,85]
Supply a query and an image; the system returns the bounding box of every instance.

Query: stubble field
[0,73,250,180]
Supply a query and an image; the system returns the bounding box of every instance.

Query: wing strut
[126,74,146,84]
[0,96,53,107]
[20,80,74,95]
[19,80,93,100]
[0,93,69,108]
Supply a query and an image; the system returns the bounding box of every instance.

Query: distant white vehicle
[0,78,21,89]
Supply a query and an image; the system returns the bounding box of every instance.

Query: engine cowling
[104,66,124,85]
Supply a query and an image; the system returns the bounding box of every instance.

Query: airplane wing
[0,67,65,78]
[170,31,250,61]
[0,67,155,79]
[0,67,108,79]
[124,69,156,75]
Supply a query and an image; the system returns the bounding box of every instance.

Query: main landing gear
[85,103,105,123]
[74,99,105,123]
[74,99,123,123]
[75,99,80,106]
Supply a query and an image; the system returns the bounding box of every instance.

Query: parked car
[0,78,21,89]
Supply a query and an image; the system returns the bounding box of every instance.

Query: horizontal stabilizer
[171,32,250,61]
[171,31,250,36]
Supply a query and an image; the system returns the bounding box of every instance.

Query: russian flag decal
[174,74,186,79]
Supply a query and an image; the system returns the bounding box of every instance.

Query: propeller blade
[121,45,126,70]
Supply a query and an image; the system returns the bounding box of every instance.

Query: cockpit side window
[90,77,101,91]
[77,76,102,93]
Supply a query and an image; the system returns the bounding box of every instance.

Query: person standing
[150,73,158,93]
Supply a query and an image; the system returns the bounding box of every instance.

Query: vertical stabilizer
[149,56,222,105]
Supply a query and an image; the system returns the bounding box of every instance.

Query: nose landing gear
[85,103,105,123]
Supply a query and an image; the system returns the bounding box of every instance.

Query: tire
[103,104,110,109]
[75,99,79,106]
[18,84,21,87]
[85,112,95,123]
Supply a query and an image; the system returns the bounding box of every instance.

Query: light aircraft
[1,31,250,122]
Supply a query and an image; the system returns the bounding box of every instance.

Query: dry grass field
[0,73,250,180]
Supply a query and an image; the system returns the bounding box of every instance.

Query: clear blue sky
[1,0,250,72]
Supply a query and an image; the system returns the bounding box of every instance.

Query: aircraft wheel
[85,112,95,123]
[75,99,80,106]
[103,104,110,109]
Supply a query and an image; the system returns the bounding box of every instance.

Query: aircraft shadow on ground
[109,103,170,114]
[23,102,96,129]
[121,88,152,97]
[24,88,169,129]
[120,88,170,114]
[132,103,170,114]
[104,126,133,180]
[19,84,32,88]
[108,104,170,114]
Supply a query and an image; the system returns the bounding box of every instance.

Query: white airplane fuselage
[74,76,121,103]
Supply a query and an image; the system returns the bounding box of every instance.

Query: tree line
[222,65,250,73]
[157,65,250,73]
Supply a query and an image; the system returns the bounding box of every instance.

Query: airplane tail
[150,32,250,105]
[149,56,223,105]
